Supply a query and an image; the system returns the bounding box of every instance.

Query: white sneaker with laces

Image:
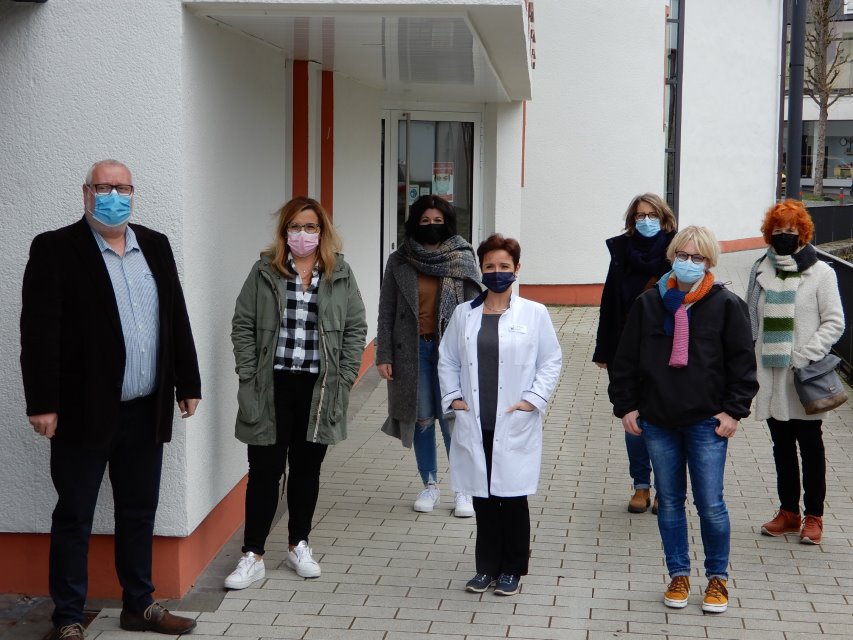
[287,540,321,578]
[413,484,441,512]
[453,492,475,517]
[224,552,265,589]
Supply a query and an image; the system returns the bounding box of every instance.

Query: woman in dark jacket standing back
[376,195,482,516]
[594,193,677,514]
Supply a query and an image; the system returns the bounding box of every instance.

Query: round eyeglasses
[674,251,707,265]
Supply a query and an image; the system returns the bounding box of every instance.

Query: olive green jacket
[231,254,367,445]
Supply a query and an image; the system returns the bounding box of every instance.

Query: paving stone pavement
[51,251,853,637]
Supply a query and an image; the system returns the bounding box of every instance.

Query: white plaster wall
[180,12,288,532]
[333,75,383,342]
[520,1,665,285]
[0,1,186,534]
[493,102,524,247]
[678,0,783,240]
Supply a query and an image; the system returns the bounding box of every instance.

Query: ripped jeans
[413,336,451,485]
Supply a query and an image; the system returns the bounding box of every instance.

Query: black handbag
[793,354,848,415]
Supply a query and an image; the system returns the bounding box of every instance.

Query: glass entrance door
[381,110,481,268]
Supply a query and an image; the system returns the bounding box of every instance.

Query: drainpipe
[786,0,807,200]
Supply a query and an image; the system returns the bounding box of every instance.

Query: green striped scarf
[761,250,801,368]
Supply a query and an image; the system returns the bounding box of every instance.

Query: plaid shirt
[274,260,321,373]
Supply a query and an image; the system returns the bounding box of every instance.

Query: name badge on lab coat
[509,324,527,334]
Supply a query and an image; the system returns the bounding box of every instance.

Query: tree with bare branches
[805,0,853,197]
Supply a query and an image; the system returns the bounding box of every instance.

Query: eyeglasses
[635,212,660,221]
[674,251,707,265]
[90,183,134,196]
[287,223,321,234]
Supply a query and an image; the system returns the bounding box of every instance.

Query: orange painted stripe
[321,70,335,217]
[521,284,604,306]
[718,236,766,252]
[521,101,527,187]
[292,60,310,197]
[519,236,765,306]
[0,476,248,599]
[355,339,376,385]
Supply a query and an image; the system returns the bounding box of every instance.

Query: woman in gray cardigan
[748,200,844,546]
[376,195,481,516]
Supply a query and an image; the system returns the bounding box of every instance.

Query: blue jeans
[641,417,730,580]
[413,337,451,485]
[625,432,653,489]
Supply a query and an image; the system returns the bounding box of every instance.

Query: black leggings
[243,371,328,554]
[767,418,825,517]
[472,429,530,577]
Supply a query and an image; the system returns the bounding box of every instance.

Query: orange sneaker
[702,577,728,613]
[800,515,823,545]
[760,509,801,536]
[663,575,690,608]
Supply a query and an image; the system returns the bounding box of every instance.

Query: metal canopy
[186,2,532,102]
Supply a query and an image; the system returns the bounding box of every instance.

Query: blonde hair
[623,193,677,235]
[263,196,342,279]
[666,225,720,268]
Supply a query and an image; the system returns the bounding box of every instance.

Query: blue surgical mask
[90,189,132,227]
[482,271,516,293]
[635,217,661,238]
[672,259,706,284]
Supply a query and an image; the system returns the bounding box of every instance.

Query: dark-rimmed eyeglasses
[287,223,321,234]
[674,251,707,265]
[635,212,660,221]
[89,183,134,196]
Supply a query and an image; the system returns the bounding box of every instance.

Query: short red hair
[760,199,814,246]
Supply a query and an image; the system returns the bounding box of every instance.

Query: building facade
[0,0,783,597]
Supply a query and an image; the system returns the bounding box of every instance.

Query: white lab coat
[438,294,562,497]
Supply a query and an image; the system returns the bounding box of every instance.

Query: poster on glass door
[432,162,454,202]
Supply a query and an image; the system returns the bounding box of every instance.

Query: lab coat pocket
[512,331,536,365]
[506,409,539,451]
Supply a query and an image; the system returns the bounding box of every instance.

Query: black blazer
[20,217,201,447]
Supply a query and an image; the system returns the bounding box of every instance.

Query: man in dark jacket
[20,160,201,640]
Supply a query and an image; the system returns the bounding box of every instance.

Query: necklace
[484,303,509,312]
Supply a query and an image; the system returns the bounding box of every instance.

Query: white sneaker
[453,492,475,517]
[287,540,321,578]
[224,552,265,589]
[413,484,440,512]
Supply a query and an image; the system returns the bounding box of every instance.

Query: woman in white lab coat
[438,234,562,597]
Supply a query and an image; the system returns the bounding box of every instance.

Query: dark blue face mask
[482,271,516,293]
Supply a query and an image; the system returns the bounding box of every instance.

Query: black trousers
[472,429,530,577]
[767,418,826,517]
[243,370,328,554]
[49,394,162,627]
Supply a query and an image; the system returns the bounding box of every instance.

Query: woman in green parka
[224,196,367,591]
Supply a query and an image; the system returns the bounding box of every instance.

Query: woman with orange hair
[747,200,844,545]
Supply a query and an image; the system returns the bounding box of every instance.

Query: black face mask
[771,232,799,256]
[415,223,446,246]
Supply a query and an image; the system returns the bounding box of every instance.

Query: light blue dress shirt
[91,226,160,400]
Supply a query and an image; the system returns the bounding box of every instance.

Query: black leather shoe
[119,603,197,634]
